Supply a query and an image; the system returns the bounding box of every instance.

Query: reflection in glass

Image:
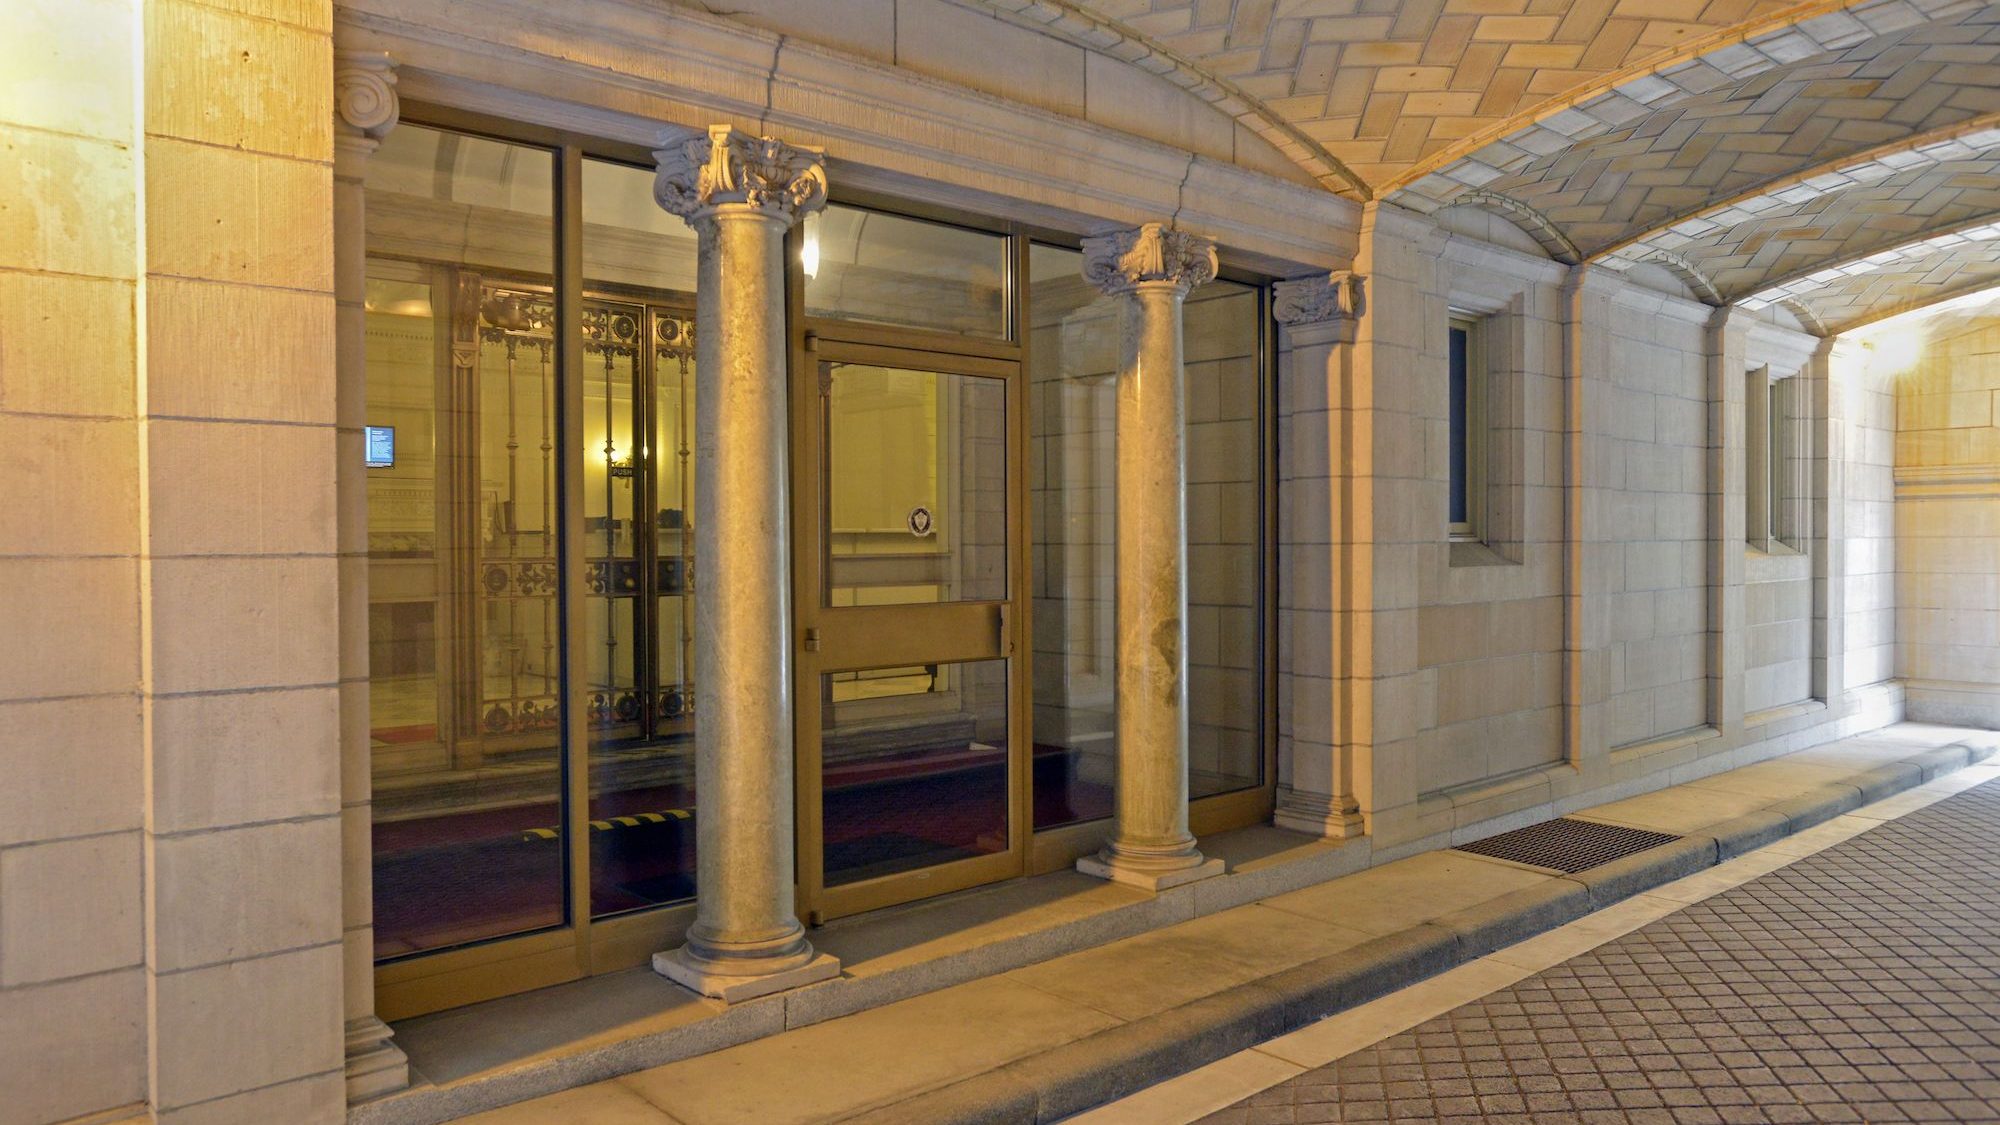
[824,364,1007,607]
[364,126,565,957]
[1026,244,1119,829]
[582,159,701,918]
[1027,245,1265,829]
[804,205,1009,339]
[821,660,1010,887]
[1183,280,1264,800]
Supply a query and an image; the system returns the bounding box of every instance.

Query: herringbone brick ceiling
[970,0,2000,331]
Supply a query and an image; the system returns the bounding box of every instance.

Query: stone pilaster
[1272,271,1366,838]
[332,50,410,1102]
[1075,223,1226,891]
[1708,305,1751,738]
[650,126,840,1000]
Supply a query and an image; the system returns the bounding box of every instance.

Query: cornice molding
[334,0,1358,276]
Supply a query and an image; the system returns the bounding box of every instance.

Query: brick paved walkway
[1199,779,2000,1124]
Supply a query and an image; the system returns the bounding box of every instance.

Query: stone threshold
[351,726,1995,1125]
[351,824,1379,1125]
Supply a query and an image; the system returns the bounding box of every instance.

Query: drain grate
[1454,817,1681,874]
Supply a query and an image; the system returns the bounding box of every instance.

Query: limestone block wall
[1842,343,1899,690]
[1741,332,1821,716]
[1895,319,2000,726]
[1343,204,1569,846]
[1348,206,1907,857]
[0,5,148,1122]
[1593,288,1712,748]
[2,3,349,1122]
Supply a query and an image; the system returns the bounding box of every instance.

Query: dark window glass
[1448,324,1470,529]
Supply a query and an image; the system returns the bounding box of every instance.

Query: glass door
[793,339,1027,921]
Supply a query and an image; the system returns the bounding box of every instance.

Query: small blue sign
[365,425,395,468]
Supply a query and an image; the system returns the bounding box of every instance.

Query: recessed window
[1746,367,1808,551]
[1448,314,1485,540]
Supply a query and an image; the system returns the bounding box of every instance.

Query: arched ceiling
[987,0,2000,334]
[1740,218,2000,330]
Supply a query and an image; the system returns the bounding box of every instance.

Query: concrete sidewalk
[432,724,1995,1125]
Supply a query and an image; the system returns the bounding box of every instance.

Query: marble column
[650,126,840,1001]
[1076,223,1227,891]
[332,50,410,1100]
[1272,271,1367,839]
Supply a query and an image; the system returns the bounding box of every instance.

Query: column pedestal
[1075,224,1225,893]
[651,126,839,1000]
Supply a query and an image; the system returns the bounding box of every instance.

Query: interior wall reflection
[1027,245,1265,830]
[804,204,1009,340]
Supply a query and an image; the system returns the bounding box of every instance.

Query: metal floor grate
[1454,817,1681,874]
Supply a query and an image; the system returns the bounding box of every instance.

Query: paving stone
[1198,778,2000,1125]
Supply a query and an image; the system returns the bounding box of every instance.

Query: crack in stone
[1168,153,1196,230]
[758,35,786,133]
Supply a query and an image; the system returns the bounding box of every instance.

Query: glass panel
[824,364,1007,607]
[1028,245,1266,825]
[1184,280,1264,800]
[583,157,700,918]
[804,204,1009,339]
[821,660,1010,887]
[1026,244,1118,829]
[1448,324,1470,528]
[365,126,565,959]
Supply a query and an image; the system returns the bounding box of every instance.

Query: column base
[654,946,841,1003]
[1274,788,1366,839]
[1077,852,1226,892]
[344,1015,410,1102]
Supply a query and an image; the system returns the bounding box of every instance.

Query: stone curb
[861,745,1984,1125]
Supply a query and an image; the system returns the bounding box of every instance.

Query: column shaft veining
[651,126,839,1000]
[1077,223,1226,891]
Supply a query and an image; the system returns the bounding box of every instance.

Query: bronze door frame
[789,329,1031,924]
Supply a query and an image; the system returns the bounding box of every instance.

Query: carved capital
[334,51,398,151]
[653,125,828,228]
[1274,271,1365,326]
[1080,222,1217,297]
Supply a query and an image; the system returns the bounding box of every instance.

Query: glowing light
[801,229,820,279]
[1863,324,1926,375]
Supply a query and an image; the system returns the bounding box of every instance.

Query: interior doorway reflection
[364,126,706,966]
[580,298,702,917]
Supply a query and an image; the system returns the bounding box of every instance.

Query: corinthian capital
[1081,223,1218,296]
[653,125,828,227]
[334,51,398,150]
[1274,271,1365,326]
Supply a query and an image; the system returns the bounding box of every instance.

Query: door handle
[804,627,821,653]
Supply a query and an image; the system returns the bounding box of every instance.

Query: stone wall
[1594,287,1712,749]
[1841,342,1899,691]
[0,4,148,1121]
[1896,319,2000,726]
[1,2,348,1122]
